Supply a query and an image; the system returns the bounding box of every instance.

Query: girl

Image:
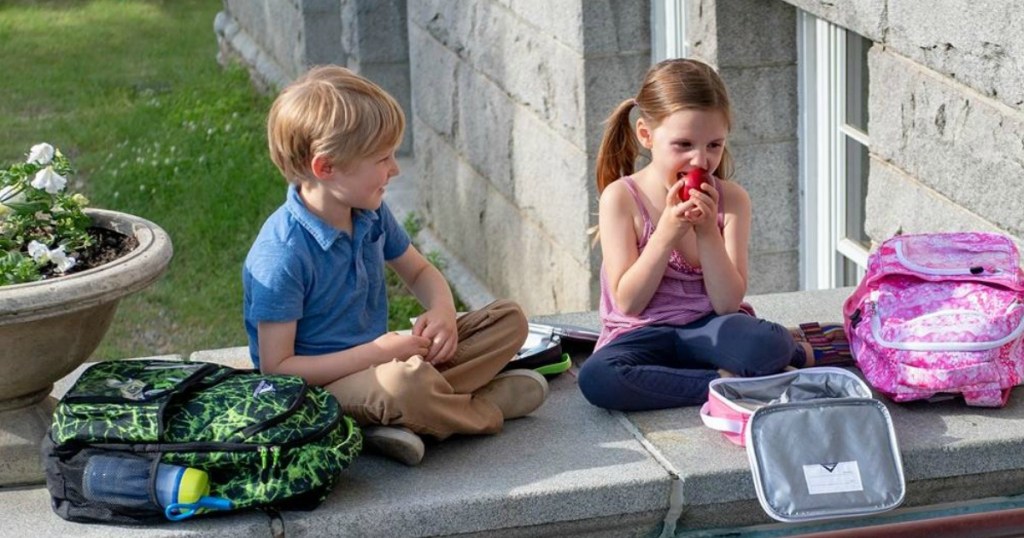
[578,59,848,412]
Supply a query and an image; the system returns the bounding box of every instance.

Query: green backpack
[42,359,362,524]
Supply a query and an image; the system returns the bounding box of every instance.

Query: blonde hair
[267,65,405,183]
[595,59,734,193]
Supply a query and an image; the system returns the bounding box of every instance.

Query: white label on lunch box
[802,461,864,495]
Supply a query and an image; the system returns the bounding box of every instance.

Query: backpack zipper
[237,383,309,439]
[869,302,1024,351]
[62,362,223,404]
[84,410,345,454]
[894,241,1005,276]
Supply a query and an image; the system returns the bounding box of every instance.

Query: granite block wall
[215,0,412,154]
[213,0,1024,312]
[408,0,650,314]
[784,0,1024,247]
[688,0,801,292]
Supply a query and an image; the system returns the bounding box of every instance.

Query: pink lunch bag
[699,367,875,446]
[843,232,1024,407]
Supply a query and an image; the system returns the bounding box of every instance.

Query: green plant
[0,143,92,285]
[1,1,466,358]
[385,212,468,331]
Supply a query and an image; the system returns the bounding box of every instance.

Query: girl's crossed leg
[578,313,800,411]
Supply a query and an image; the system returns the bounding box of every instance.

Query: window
[798,13,872,289]
[652,0,688,62]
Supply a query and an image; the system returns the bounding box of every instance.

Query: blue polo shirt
[242,184,411,367]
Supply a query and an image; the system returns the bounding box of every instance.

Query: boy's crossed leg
[326,300,546,465]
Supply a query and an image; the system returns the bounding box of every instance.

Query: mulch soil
[38,227,138,279]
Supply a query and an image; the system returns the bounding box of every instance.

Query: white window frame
[797,12,871,290]
[652,0,689,61]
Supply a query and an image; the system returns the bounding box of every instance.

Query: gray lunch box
[717,368,906,522]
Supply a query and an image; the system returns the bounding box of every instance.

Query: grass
[0,0,456,359]
[386,214,468,329]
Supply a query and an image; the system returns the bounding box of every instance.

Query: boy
[243,66,548,466]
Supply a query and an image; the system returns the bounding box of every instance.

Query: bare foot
[789,329,816,367]
[799,342,815,367]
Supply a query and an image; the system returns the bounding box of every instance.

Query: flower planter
[0,209,172,487]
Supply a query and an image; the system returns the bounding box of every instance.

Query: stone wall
[784,0,1024,245]
[215,0,412,154]
[212,0,1024,314]
[215,0,342,88]
[339,0,412,155]
[408,0,650,315]
[688,0,800,292]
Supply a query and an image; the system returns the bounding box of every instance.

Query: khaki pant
[325,299,528,440]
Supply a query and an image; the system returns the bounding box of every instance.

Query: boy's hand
[373,332,432,362]
[413,308,458,365]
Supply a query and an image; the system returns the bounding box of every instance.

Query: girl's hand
[682,181,719,234]
[412,307,459,365]
[373,332,432,362]
[656,180,697,239]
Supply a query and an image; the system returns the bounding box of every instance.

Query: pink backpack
[843,232,1024,407]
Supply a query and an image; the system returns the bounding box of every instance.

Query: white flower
[31,166,67,194]
[26,241,76,273]
[26,143,55,165]
[27,240,50,262]
[49,246,76,273]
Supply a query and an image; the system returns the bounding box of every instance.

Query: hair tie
[631,98,639,107]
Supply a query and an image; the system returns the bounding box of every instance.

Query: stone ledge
[545,287,1024,530]
[6,288,1024,536]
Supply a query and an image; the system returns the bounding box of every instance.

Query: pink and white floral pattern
[844,232,1024,407]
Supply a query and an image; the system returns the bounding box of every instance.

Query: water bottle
[154,461,210,509]
[82,454,232,520]
[81,454,155,509]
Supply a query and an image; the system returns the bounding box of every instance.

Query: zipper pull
[258,446,280,484]
[850,308,863,329]
[259,446,271,483]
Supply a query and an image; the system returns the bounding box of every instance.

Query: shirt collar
[285,184,379,250]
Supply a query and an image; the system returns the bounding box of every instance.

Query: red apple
[679,167,706,203]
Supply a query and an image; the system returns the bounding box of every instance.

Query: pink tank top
[595,176,739,349]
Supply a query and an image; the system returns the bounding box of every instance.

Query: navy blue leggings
[577,313,803,411]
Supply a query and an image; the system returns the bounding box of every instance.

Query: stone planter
[0,209,172,487]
